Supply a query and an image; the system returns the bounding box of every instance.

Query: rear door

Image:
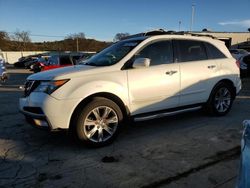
[174,39,219,106]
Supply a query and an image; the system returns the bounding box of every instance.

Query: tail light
[236,60,240,68]
[39,62,45,67]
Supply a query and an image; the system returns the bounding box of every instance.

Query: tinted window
[60,56,72,65]
[135,40,173,66]
[174,40,207,62]
[229,49,238,54]
[48,56,59,65]
[205,42,226,59]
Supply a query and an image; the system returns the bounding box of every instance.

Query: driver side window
[135,40,173,66]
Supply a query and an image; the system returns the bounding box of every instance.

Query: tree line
[0,30,108,52]
[0,30,131,52]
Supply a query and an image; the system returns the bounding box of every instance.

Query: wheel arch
[204,78,236,116]
[205,79,236,104]
[69,92,130,131]
[208,79,236,102]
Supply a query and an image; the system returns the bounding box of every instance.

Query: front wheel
[74,97,123,147]
[206,82,234,116]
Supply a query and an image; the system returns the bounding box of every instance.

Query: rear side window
[174,40,207,62]
[205,42,226,59]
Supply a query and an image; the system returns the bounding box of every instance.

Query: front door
[126,40,180,115]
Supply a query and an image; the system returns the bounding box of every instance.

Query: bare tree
[65,32,86,40]
[12,30,31,50]
[65,32,86,51]
[0,31,10,50]
[113,32,130,42]
[0,31,10,41]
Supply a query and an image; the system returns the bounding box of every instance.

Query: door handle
[207,65,216,69]
[165,70,177,75]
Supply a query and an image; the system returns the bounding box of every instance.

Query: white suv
[19,30,241,147]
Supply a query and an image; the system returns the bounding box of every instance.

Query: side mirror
[133,58,150,68]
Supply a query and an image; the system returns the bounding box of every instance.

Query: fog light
[34,119,48,127]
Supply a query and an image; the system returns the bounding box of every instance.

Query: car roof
[121,30,220,45]
[121,29,231,58]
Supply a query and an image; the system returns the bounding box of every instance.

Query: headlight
[34,79,69,94]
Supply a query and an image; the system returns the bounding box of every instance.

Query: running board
[133,106,202,122]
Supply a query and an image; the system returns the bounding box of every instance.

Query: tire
[206,82,234,116]
[74,97,123,147]
[33,68,41,73]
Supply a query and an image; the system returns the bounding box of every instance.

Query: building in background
[195,31,250,50]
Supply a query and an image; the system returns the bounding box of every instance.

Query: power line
[4,31,66,38]
[29,34,66,38]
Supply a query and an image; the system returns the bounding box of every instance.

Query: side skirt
[133,104,203,122]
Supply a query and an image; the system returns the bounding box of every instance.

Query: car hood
[27,65,110,80]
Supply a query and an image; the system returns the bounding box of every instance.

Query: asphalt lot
[0,68,249,188]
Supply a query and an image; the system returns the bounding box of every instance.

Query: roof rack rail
[187,32,217,39]
[123,29,170,39]
[123,29,217,40]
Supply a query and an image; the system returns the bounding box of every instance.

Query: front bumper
[20,107,52,130]
[19,92,80,130]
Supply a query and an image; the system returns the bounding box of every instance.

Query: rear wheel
[206,82,234,116]
[74,97,123,147]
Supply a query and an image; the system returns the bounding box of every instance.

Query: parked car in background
[31,56,49,73]
[230,49,250,77]
[14,56,34,68]
[14,54,48,68]
[236,120,250,188]
[239,54,250,77]
[19,30,241,147]
[42,55,74,71]
[24,57,39,69]
[230,49,249,60]
[0,55,8,83]
[32,52,95,73]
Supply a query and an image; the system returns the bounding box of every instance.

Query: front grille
[24,80,40,97]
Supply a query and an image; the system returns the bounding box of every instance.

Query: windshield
[81,39,143,66]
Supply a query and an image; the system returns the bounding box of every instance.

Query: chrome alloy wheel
[214,87,231,113]
[83,106,118,143]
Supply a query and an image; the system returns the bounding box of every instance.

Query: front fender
[51,71,129,108]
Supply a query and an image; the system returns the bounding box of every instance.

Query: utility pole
[190,3,195,32]
[179,21,182,31]
[76,38,79,52]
